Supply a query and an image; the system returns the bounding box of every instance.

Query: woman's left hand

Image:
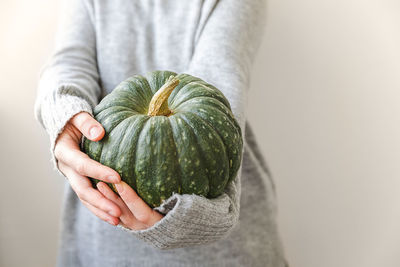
[97,181,164,230]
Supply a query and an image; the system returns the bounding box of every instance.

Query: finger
[70,111,105,141]
[96,182,141,227]
[97,182,122,203]
[60,162,122,217]
[55,140,120,184]
[81,199,120,226]
[115,182,163,226]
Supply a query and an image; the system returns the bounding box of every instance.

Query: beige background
[1,0,399,266]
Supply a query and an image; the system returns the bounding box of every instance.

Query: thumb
[70,111,105,141]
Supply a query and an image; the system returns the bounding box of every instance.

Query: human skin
[54,111,163,229]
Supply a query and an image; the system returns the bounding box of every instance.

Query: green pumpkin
[82,70,243,208]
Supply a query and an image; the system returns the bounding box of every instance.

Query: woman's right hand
[54,111,122,226]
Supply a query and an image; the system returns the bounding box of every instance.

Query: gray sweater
[34,0,288,266]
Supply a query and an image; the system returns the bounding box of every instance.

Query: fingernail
[108,176,120,183]
[115,182,124,193]
[90,126,101,139]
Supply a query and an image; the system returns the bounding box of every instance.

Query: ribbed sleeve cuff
[117,191,239,250]
[35,85,94,176]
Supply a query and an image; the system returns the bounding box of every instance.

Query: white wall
[1,0,399,266]
[0,1,63,267]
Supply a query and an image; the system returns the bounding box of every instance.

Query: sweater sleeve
[119,0,266,249]
[34,0,100,173]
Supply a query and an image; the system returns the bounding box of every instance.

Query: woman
[34,0,289,266]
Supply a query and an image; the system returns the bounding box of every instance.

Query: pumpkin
[82,70,243,208]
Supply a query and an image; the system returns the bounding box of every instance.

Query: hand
[54,111,122,226]
[97,181,164,230]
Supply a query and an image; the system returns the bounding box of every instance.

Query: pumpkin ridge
[179,112,230,196]
[134,116,182,207]
[116,115,149,189]
[164,117,184,195]
[170,82,231,110]
[167,74,205,103]
[175,113,211,196]
[95,108,138,131]
[83,109,136,163]
[118,75,154,107]
[180,110,241,183]
[169,114,210,196]
[180,103,240,135]
[83,136,104,162]
[98,115,143,168]
[174,96,242,139]
[172,96,233,115]
[133,118,153,203]
[95,90,146,114]
[101,112,143,137]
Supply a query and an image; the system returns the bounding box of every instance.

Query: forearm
[118,178,241,249]
[34,0,101,170]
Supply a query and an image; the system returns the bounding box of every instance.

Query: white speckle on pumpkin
[152,141,156,146]
[183,133,187,140]
[210,116,214,120]
[161,186,165,191]
[208,133,213,139]
[219,170,223,175]
[218,120,222,124]
[147,194,152,199]
[191,146,195,151]
[190,171,194,176]
[230,159,233,167]
[224,132,228,138]
[147,181,151,186]
[195,160,200,166]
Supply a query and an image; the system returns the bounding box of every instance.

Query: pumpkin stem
[147,75,180,116]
